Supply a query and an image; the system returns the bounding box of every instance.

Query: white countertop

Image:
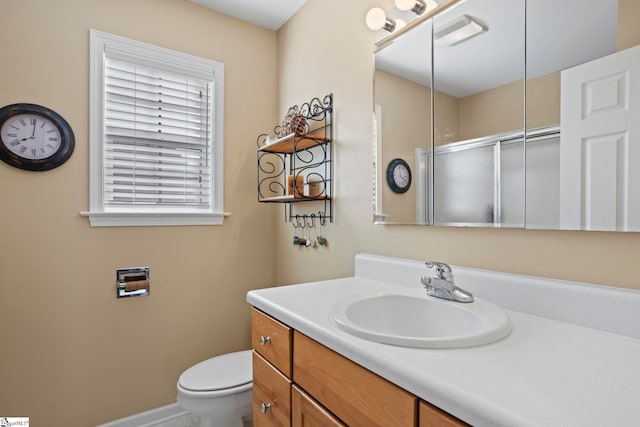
[247,255,640,427]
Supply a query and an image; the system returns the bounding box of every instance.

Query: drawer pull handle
[260,335,271,345]
[260,402,272,413]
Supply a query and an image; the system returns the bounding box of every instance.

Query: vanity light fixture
[366,7,396,32]
[394,0,432,15]
[434,14,488,46]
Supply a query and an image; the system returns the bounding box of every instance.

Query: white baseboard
[97,403,195,427]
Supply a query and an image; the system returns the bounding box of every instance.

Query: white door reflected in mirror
[560,44,640,232]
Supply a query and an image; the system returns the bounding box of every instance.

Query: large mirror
[374,0,640,231]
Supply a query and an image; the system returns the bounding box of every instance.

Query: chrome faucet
[420,262,474,303]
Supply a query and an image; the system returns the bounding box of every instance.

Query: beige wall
[458,79,524,140]
[0,1,277,426]
[434,90,460,145]
[275,0,640,292]
[619,0,640,50]
[374,70,429,222]
[526,71,561,129]
[455,72,560,140]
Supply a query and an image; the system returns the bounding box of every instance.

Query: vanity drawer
[253,351,292,427]
[420,401,469,427]
[293,331,417,427]
[292,384,346,427]
[252,308,292,377]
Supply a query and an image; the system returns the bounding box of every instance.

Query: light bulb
[395,0,415,10]
[366,7,396,32]
[394,0,427,15]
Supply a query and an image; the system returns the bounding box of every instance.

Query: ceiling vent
[434,14,488,46]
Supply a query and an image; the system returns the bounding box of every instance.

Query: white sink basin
[332,291,511,349]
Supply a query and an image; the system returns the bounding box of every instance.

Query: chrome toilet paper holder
[116,267,150,298]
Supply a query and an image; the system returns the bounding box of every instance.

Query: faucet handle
[425,261,454,280]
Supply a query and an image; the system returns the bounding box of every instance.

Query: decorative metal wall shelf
[257,94,333,223]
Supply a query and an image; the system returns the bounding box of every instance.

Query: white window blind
[104,58,213,209]
[85,30,226,227]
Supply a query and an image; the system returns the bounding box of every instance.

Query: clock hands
[14,120,37,142]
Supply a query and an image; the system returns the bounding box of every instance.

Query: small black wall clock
[386,158,412,194]
[0,103,75,171]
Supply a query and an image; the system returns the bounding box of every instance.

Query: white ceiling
[376,0,618,98]
[189,0,307,31]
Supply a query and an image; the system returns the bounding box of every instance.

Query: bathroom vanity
[251,308,463,426]
[247,254,640,426]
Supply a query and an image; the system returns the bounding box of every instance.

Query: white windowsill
[80,211,231,227]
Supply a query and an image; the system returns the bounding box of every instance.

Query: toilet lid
[179,350,252,392]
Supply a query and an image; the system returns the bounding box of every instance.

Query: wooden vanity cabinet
[420,401,469,427]
[252,309,293,426]
[292,385,346,427]
[293,331,416,426]
[253,351,292,427]
[251,308,292,377]
[251,308,467,427]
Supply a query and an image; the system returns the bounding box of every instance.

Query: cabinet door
[420,401,469,427]
[293,331,417,427]
[253,351,291,427]
[252,308,292,377]
[292,385,346,427]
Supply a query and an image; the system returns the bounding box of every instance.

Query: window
[83,30,227,226]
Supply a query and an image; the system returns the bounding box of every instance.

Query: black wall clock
[0,103,75,171]
[386,158,412,194]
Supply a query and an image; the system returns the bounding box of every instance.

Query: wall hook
[319,211,327,226]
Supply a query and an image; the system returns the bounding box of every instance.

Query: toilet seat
[178,350,252,393]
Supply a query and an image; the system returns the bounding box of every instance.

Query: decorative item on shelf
[0,103,75,171]
[279,106,308,137]
[306,176,324,198]
[287,174,304,198]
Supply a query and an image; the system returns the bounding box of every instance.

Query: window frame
[83,29,227,227]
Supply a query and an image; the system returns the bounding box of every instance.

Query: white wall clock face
[0,103,74,171]
[386,158,412,194]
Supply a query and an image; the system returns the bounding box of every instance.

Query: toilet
[177,350,253,427]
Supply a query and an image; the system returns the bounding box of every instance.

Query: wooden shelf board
[259,195,331,203]
[259,131,331,154]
